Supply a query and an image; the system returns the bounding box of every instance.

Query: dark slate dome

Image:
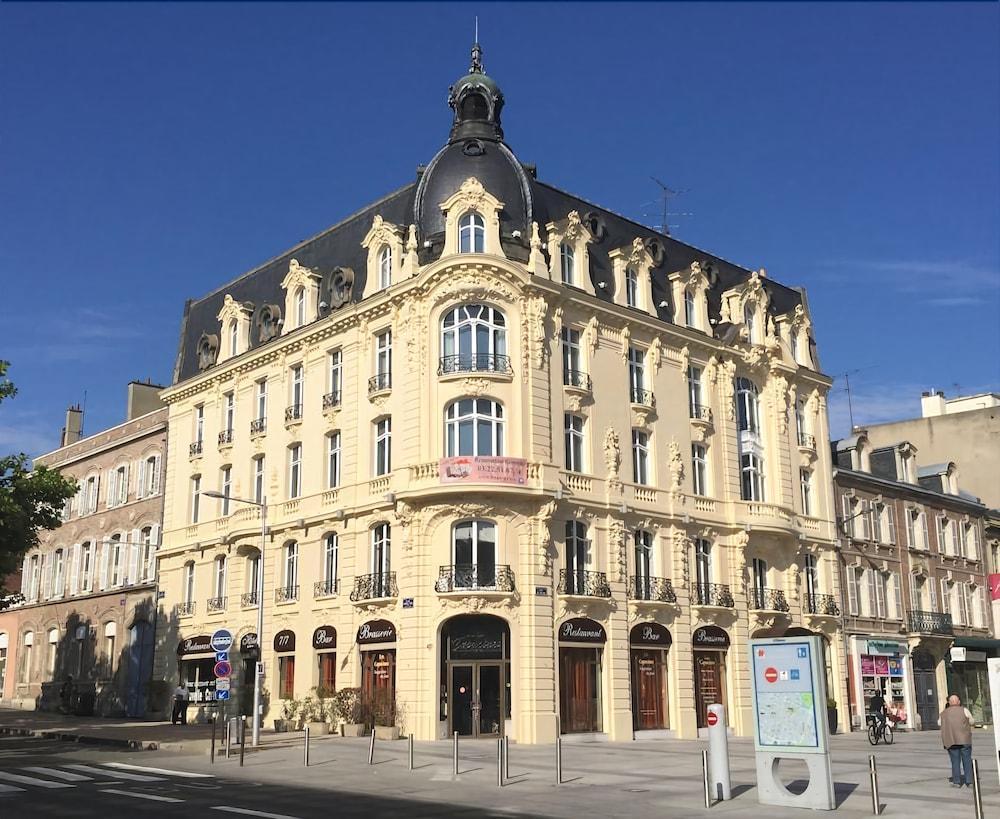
[414,42,535,243]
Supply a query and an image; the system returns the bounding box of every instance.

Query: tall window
[564,414,585,472]
[221,466,232,515]
[744,302,757,343]
[374,417,392,476]
[459,212,485,253]
[694,538,712,593]
[804,553,818,601]
[445,399,504,456]
[288,444,302,499]
[327,431,341,488]
[452,520,497,588]
[195,405,205,445]
[684,288,697,327]
[247,553,260,604]
[110,534,124,587]
[634,529,653,585]
[279,656,295,699]
[632,429,650,485]
[692,443,708,496]
[322,533,339,593]
[253,456,265,504]
[141,455,160,497]
[687,366,703,417]
[229,320,239,357]
[294,287,306,327]
[328,349,343,403]
[736,378,760,435]
[628,346,646,403]
[751,558,768,607]
[561,327,583,386]
[20,632,33,683]
[79,542,93,593]
[375,330,392,388]
[800,469,813,515]
[740,453,765,501]
[191,476,201,523]
[560,242,575,284]
[440,304,507,372]
[47,628,58,675]
[224,392,235,434]
[283,542,299,592]
[256,379,267,421]
[371,524,391,597]
[214,555,227,600]
[378,246,392,289]
[114,465,128,506]
[140,527,155,583]
[565,520,589,592]
[290,364,304,413]
[625,266,638,307]
[183,561,195,605]
[52,549,65,598]
[86,475,98,513]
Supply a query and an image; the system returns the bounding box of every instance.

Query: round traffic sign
[764,666,778,684]
[214,660,232,678]
[211,629,234,652]
[707,711,718,726]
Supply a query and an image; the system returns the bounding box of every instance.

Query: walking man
[940,694,974,787]
[171,681,189,725]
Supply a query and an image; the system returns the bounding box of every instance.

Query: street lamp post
[202,490,267,747]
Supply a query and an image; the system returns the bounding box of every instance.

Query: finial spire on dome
[470,19,484,74]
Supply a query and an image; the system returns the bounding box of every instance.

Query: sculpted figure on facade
[667,438,684,493]
[720,359,737,420]
[604,426,622,492]
[608,517,627,582]
[586,315,600,355]
[534,500,557,574]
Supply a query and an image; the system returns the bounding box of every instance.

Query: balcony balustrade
[558,569,611,598]
[629,575,677,603]
[437,354,512,376]
[434,564,515,593]
[693,583,734,607]
[350,572,398,601]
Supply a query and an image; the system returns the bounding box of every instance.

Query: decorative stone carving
[790,561,801,603]
[429,268,518,310]
[649,336,662,375]
[678,345,690,376]
[705,355,719,385]
[527,295,548,370]
[770,373,789,434]
[604,427,622,491]
[720,359,737,420]
[564,210,586,241]
[461,377,493,397]
[402,224,419,278]
[667,438,684,493]
[586,315,600,355]
[620,325,631,363]
[534,500,557,574]
[552,306,564,339]
[671,526,691,588]
[196,333,219,371]
[528,221,546,275]
[608,517,627,582]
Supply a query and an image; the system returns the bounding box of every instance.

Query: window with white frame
[375,330,392,389]
[684,288,697,328]
[561,327,584,386]
[294,287,306,327]
[322,533,339,594]
[940,578,951,616]
[256,379,267,422]
[52,549,65,598]
[20,632,33,683]
[247,552,260,603]
[140,527,155,583]
[628,346,646,403]
[283,542,299,593]
[327,431,341,488]
[223,392,235,436]
[804,553,818,601]
[625,266,638,307]
[736,378,760,436]
[560,242,575,285]
[890,571,903,620]
[800,469,813,515]
[874,571,887,618]
[371,524,391,596]
[374,417,391,476]
[220,466,232,516]
[79,541,93,593]
[378,246,392,290]
[452,520,498,588]
[195,405,205,445]
[328,349,343,404]
[183,561,195,605]
[564,520,590,590]
[441,304,507,373]
[687,365,703,418]
[288,444,302,499]
[104,622,116,673]
[252,455,265,504]
[290,364,304,414]
[445,399,504,457]
[692,443,708,496]
[459,212,485,253]
[191,476,201,524]
[214,555,227,600]
[936,515,948,554]
[140,455,160,498]
[86,475,98,513]
[229,320,239,357]
[110,534,123,587]
[744,302,758,343]
[632,429,650,485]
[751,557,768,608]
[114,464,128,506]
[694,538,712,593]
[47,628,58,674]
[965,521,979,560]
[740,452,765,502]
[634,529,653,591]
[564,414,585,472]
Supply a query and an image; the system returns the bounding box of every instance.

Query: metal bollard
[497,737,503,787]
[224,721,231,760]
[556,737,563,785]
[210,717,216,764]
[408,733,414,771]
[368,731,376,765]
[504,735,509,780]
[453,731,459,776]
[972,759,984,819]
[702,749,711,808]
[869,754,880,816]
[239,716,246,767]
[304,726,310,767]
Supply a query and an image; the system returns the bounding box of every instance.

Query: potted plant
[372,689,399,741]
[303,689,330,736]
[827,697,838,735]
[333,687,365,737]
[273,697,298,733]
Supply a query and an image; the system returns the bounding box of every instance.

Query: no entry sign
[707,711,719,726]
[764,667,778,684]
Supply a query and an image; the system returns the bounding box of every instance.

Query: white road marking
[99,788,185,803]
[103,761,214,778]
[0,770,74,789]
[22,766,93,782]
[212,807,303,819]
[0,783,26,794]
[62,764,164,782]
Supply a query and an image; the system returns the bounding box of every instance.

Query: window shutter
[875,573,886,618]
[123,463,130,503]
[909,573,919,611]
[106,470,116,509]
[928,577,938,612]
[861,500,872,540]
[129,529,141,585]
[20,555,30,596]
[846,566,859,616]
[920,514,929,550]
[939,579,949,614]
[979,587,988,629]
[99,538,110,590]
[960,584,970,626]
[891,573,902,620]
[40,555,51,600]
[147,524,160,581]
[886,505,896,544]
[68,544,80,596]
[865,569,877,617]
[841,496,853,537]
[136,459,145,500]
[151,456,161,495]
[968,525,978,561]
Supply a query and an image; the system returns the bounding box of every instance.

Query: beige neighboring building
[154,45,845,743]
[0,383,167,716]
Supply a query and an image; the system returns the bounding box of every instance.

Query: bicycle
[867,713,894,745]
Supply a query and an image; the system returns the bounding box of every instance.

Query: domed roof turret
[447,42,504,142]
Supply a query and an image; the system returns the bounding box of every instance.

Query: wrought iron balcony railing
[437,354,512,376]
[350,572,398,601]
[250,418,266,436]
[805,593,841,616]
[218,429,234,446]
[909,609,953,635]
[434,564,515,593]
[368,373,391,394]
[285,404,303,422]
[275,585,299,603]
[177,601,196,616]
[563,369,592,390]
[322,390,341,410]
[798,432,816,449]
[313,579,340,598]
[630,387,655,407]
[694,582,735,607]
[558,569,611,598]
[690,404,713,423]
[206,596,227,613]
[189,441,203,457]
[749,587,790,612]
[240,592,259,608]
[629,575,677,603]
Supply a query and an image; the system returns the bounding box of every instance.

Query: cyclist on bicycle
[870,691,887,733]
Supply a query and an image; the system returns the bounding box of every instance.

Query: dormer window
[294,287,306,328]
[459,212,485,253]
[684,288,697,328]
[744,303,758,344]
[790,331,800,364]
[560,243,575,285]
[229,320,239,357]
[378,246,392,289]
[460,92,488,120]
[625,267,638,307]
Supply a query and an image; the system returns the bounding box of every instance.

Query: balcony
[284,404,303,424]
[176,601,196,617]
[189,440,203,458]
[350,572,398,602]
[240,592,259,608]
[693,583,734,608]
[629,575,677,604]
[250,418,266,437]
[805,593,841,616]
[563,369,592,391]
[322,391,341,411]
[798,432,817,451]
[275,585,299,603]
[313,579,340,598]
[558,569,611,598]
[218,429,234,447]
[368,373,391,395]
[438,354,512,377]
[749,587,790,612]
[689,404,713,425]
[206,596,227,613]
[434,564,515,593]
[630,387,655,408]
[909,610,953,635]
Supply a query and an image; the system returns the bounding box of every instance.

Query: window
[221,467,232,515]
[327,432,341,488]
[278,655,295,699]
[804,553,818,601]
[628,346,646,403]
[440,304,507,373]
[191,476,201,524]
[936,515,948,554]
[684,288,697,327]
[288,444,302,499]
[79,542,93,593]
[223,392,235,436]
[140,527,155,583]
[256,379,267,422]
[195,405,205,445]
[47,628,58,675]
[229,320,239,357]
[114,465,128,506]
[459,212,485,253]
[744,302,757,343]
[694,538,712,592]
[86,475,98,514]
[751,558,768,607]
[800,469,813,515]
[445,399,504,457]
[110,534,123,588]
[52,549,65,598]
[890,572,903,620]
[687,366,703,418]
[328,349,343,404]
[183,561,195,605]
[290,365,304,415]
[20,632,33,684]
[378,246,392,289]
[322,534,339,593]
[560,242,575,284]
[283,542,298,592]
[632,429,650,485]
[375,330,392,389]
[29,554,40,601]
[371,524,391,596]
[253,456,265,504]
[0,635,7,694]
[625,266,638,307]
[634,529,653,581]
[452,520,497,588]
[790,330,800,364]
[965,522,979,560]
[874,572,887,618]
[561,327,584,386]
[845,566,860,615]
[740,452,765,501]
[214,555,227,600]
[564,414,585,472]
[795,400,808,446]
[247,553,260,604]
[374,417,392,476]
[692,444,708,496]
[565,520,589,592]
[140,455,160,498]
[736,378,760,435]
[294,287,306,327]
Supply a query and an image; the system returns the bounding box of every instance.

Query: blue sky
[1,2,998,456]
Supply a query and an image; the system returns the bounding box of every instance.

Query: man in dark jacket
[940,694,974,787]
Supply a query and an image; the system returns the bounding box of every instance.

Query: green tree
[0,360,77,604]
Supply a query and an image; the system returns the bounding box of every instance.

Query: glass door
[450,664,474,736]
[631,648,667,730]
[694,651,726,729]
[477,664,503,737]
[559,648,602,734]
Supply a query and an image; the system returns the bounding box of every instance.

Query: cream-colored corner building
[154,46,845,742]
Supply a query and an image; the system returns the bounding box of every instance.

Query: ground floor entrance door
[694,650,727,729]
[914,668,939,730]
[631,648,668,730]
[560,647,603,734]
[448,662,504,737]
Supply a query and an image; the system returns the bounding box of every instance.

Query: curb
[0,725,157,750]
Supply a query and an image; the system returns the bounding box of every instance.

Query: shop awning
[952,637,1000,654]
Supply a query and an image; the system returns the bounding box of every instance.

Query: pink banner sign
[873,657,890,676]
[860,656,875,675]
[439,456,528,485]
[989,574,1000,601]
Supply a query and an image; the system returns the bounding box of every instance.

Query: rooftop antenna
[80,389,88,437]
[475,15,478,43]
[835,365,879,431]
[645,177,692,235]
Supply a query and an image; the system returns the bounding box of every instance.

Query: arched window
[459,212,485,253]
[684,288,697,327]
[560,243,575,285]
[450,520,498,589]
[104,622,116,675]
[47,628,58,675]
[294,287,306,328]
[744,302,758,343]
[378,246,392,289]
[440,304,507,373]
[625,266,638,307]
[20,631,33,683]
[735,378,760,436]
[229,320,239,357]
[445,398,504,457]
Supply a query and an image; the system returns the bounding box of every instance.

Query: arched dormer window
[625,267,639,307]
[294,287,306,328]
[684,288,697,328]
[459,212,485,253]
[744,303,758,344]
[445,398,504,457]
[229,320,239,357]
[440,304,508,374]
[560,242,575,285]
[736,377,760,436]
[378,246,392,289]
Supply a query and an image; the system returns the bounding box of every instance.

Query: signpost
[212,629,234,707]
[749,636,834,810]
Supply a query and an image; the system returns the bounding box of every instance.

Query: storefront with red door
[358,619,396,728]
[312,625,336,692]
[630,622,671,732]
[692,625,730,730]
[273,629,296,701]
[558,618,606,735]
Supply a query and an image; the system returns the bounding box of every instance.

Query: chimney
[921,390,947,418]
[126,380,166,420]
[61,405,83,447]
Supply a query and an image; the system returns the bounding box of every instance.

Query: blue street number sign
[211,629,234,653]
